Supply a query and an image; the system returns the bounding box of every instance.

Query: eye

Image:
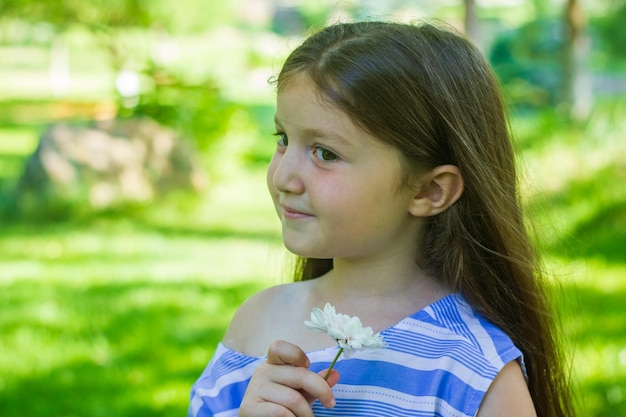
[313,146,338,162]
[273,132,288,147]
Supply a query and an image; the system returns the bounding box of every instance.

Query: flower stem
[323,347,344,381]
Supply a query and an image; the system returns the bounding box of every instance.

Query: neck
[329,259,423,297]
[310,253,449,321]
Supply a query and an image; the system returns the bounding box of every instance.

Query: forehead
[276,73,337,117]
[275,74,366,142]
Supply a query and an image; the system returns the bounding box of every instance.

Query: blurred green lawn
[1,98,625,416]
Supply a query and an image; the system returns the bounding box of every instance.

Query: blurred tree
[0,0,150,70]
[0,0,234,70]
[593,1,626,63]
[489,18,563,109]
[0,0,238,152]
[530,0,549,16]
[562,0,592,121]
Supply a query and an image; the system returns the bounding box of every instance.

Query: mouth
[281,205,313,220]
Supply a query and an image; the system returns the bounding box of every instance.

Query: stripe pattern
[189,294,523,417]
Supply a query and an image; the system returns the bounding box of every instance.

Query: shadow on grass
[0,280,262,417]
[528,163,626,264]
[0,359,190,417]
[561,201,626,262]
[0,154,24,192]
[0,214,280,245]
[559,282,626,346]
[132,219,281,243]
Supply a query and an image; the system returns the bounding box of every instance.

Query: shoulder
[222,281,311,356]
[222,283,291,345]
[477,360,537,417]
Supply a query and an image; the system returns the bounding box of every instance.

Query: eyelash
[273,131,288,147]
[312,145,338,162]
[272,131,339,163]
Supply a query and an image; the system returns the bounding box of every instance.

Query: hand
[239,340,340,417]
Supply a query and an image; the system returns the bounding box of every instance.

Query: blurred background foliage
[0,0,624,416]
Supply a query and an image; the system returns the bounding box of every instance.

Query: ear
[408,165,464,217]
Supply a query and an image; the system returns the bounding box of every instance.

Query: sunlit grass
[0,126,39,154]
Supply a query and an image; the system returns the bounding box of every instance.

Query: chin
[283,241,326,259]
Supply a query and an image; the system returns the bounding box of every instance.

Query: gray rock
[17,118,207,213]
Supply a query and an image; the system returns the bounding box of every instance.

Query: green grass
[1,98,626,416]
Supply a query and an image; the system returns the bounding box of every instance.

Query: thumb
[266,340,310,368]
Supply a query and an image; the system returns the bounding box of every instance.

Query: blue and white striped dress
[189,294,524,417]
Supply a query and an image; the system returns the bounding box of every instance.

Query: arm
[476,360,537,417]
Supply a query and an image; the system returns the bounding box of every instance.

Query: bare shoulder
[222,281,310,356]
[477,360,537,417]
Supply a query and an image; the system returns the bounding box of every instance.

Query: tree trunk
[464,0,480,47]
[563,0,592,121]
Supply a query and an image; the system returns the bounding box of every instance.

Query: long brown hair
[275,21,573,417]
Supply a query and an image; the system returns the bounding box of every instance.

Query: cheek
[322,187,370,224]
[331,184,400,225]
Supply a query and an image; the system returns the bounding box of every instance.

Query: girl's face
[267,73,423,263]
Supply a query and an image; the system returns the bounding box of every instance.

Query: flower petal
[304,303,386,352]
[304,307,328,333]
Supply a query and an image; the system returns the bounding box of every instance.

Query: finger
[266,340,310,368]
[257,382,315,417]
[263,341,336,409]
[239,400,297,417]
[276,366,336,409]
[322,369,340,389]
[301,369,338,408]
[259,364,336,409]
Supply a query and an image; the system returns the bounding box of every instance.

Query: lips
[281,204,313,219]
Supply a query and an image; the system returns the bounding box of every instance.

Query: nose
[268,147,305,195]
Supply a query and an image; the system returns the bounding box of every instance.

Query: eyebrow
[274,116,353,147]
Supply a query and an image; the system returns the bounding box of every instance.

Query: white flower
[305,303,386,358]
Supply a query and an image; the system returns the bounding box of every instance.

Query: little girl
[189,21,573,417]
